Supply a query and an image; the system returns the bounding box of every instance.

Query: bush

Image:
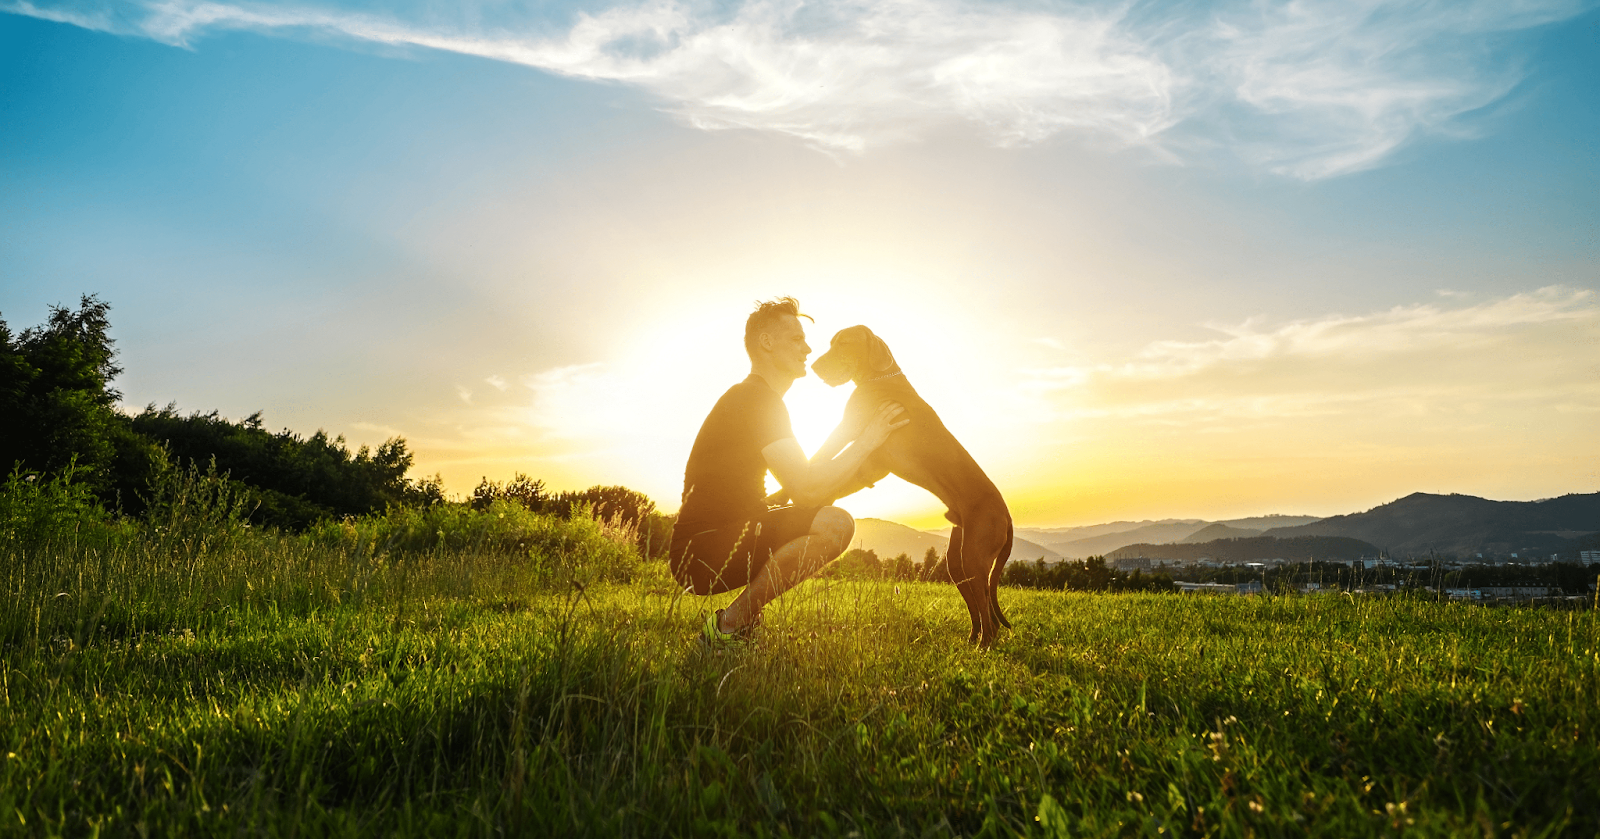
[139,455,258,563]
[305,499,644,585]
[0,462,130,550]
[471,474,674,559]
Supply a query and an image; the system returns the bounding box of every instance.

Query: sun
[784,375,854,457]
[756,376,851,498]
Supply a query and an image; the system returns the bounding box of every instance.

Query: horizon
[5,0,1599,530]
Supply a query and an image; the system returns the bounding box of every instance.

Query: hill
[1261,492,1600,557]
[854,519,1062,563]
[1049,521,1213,558]
[1215,514,1324,530]
[1180,523,1261,543]
[1014,515,1322,549]
[1015,519,1203,546]
[852,519,948,561]
[1108,535,1378,563]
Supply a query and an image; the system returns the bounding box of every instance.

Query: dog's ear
[865,329,896,373]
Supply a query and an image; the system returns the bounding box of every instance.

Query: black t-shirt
[677,375,795,533]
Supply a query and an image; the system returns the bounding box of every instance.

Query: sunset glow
[4,1,1598,528]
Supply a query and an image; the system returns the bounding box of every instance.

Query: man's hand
[857,401,909,451]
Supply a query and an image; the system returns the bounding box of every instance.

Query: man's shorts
[670,505,822,595]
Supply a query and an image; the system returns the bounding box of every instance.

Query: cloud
[8,0,1591,178]
[1188,0,1593,178]
[1123,285,1596,377]
[1024,286,1600,425]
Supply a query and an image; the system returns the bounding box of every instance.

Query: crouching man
[671,297,907,647]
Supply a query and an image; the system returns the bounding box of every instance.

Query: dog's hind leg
[956,507,1010,648]
[945,525,982,644]
[988,520,1013,631]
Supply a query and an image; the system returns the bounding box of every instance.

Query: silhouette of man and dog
[672,297,1014,648]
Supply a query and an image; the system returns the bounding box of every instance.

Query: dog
[809,325,1014,647]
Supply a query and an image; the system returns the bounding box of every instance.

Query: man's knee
[810,506,855,554]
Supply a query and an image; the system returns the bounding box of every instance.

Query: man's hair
[744,296,812,359]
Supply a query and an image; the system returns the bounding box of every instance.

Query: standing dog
[809,325,1013,647]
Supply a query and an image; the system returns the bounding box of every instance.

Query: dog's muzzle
[811,350,853,386]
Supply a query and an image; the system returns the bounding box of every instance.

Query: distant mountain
[1215,514,1323,530]
[866,491,1600,564]
[1180,523,1262,543]
[1008,537,1063,563]
[1012,515,1325,558]
[853,519,947,562]
[1109,535,1377,563]
[1261,492,1600,557]
[854,519,1062,563]
[1015,519,1203,545]
[1049,521,1213,558]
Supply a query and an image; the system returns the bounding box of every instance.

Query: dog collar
[863,370,904,383]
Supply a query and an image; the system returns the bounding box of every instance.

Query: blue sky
[4,0,1598,526]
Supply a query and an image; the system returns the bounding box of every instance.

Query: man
[672,297,907,647]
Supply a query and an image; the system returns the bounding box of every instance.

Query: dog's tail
[990,521,1013,629]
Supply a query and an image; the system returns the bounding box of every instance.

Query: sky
[3,0,1598,529]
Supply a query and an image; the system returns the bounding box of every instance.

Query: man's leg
[718,506,853,631]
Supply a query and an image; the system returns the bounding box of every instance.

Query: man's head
[745,297,814,381]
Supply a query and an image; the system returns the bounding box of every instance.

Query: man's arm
[762,401,907,508]
[763,417,858,505]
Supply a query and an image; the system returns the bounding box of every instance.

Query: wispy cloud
[1120,285,1596,377]
[1025,286,1600,425]
[1188,0,1592,178]
[10,0,1583,176]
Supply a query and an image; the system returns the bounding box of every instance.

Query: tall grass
[1,461,643,643]
[2,472,1596,836]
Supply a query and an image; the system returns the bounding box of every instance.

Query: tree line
[827,548,1177,593]
[1,295,667,550]
[1158,558,1598,595]
[1107,534,1378,563]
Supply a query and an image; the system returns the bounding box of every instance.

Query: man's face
[768,314,812,379]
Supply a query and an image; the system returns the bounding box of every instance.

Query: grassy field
[2,503,1597,836]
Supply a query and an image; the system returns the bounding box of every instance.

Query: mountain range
[849,492,1598,563]
[851,519,1062,563]
[1258,492,1600,557]
[1108,535,1378,563]
[1026,515,1324,558]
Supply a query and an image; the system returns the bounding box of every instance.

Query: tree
[130,404,444,529]
[471,473,548,511]
[919,546,951,582]
[0,295,166,506]
[829,548,882,579]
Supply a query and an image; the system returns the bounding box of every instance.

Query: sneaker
[700,609,754,650]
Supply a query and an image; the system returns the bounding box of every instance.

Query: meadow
[2,470,1596,837]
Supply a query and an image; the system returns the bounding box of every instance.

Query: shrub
[138,455,257,563]
[305,499,643,585]
[0,462,130,550]
[471,474,674,559]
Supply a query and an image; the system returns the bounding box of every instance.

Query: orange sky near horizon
[402,281,1600,530]
[361,138,1599,530]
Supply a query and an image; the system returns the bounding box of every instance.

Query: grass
[1,509,1597,836]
